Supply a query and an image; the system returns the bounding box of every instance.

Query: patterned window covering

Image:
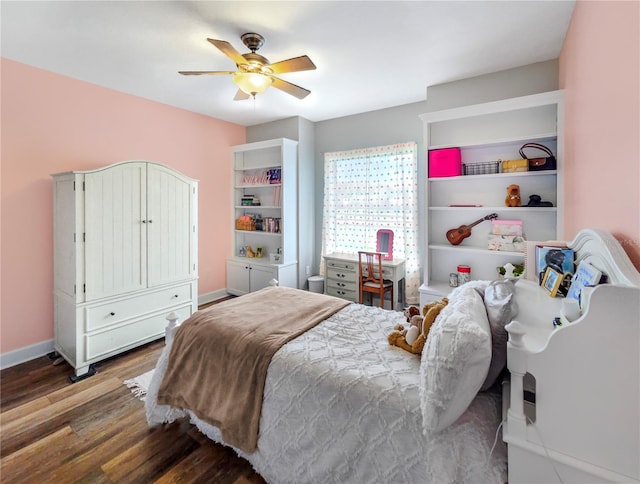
[321,142,420,303]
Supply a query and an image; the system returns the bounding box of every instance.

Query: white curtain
[321,142,420,303]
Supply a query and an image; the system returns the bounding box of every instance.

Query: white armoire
[52,161,198,381]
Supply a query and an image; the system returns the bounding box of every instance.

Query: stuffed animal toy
[388,298,449,354]
[505,184,522,207]
[403,305,420,323]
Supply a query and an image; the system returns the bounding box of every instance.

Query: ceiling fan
[179,32,316,100]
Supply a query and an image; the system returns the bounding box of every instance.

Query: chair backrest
[358,251,384,286]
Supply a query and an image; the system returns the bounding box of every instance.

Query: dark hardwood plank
[0,299,264,483]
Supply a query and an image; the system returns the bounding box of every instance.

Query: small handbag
[519,143,557,171]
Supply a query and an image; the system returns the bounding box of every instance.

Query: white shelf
[428,243,525,258]
[429,206,556,213]
[428,170,557,182]
[235,205,280,210]
[235,230,283,237]
[429,133,557,151]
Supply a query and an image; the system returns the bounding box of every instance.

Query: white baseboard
[1,291,231,370]
[0,339,55,370]
[198,289,231,307]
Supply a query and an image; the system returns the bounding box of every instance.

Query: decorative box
[491,219,523,236]
[502,159,528,173]
[488,234,526,252]
[428,148,461,178]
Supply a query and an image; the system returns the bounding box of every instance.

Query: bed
[145,228,639,483]
[146,283,509,483]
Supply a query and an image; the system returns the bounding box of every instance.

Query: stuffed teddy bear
[505,184,522,207]
[388,298,449,354]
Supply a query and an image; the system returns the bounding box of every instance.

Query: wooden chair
[358,251,394,309]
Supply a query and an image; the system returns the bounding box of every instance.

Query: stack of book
[241,195,261,206]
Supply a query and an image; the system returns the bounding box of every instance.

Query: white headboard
[504,228,640,484]
[569,228,640,286]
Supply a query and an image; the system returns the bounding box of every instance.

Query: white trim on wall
[0,339,55,370]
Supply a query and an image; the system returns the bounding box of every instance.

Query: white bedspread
[146,303,507,483]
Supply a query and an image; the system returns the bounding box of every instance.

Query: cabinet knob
[142,220,146,224]
[148,219,153,223]
[173,294,179,298]
[110,312,115,316]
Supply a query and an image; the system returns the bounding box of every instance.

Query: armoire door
[146,164,196,287]
[84,162,147,301]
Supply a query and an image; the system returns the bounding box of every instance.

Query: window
[322,142,420,303]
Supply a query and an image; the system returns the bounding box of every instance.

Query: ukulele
[446,213,498,246]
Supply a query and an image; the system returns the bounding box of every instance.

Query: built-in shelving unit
[226,138,298,295]
[419,91,564,305]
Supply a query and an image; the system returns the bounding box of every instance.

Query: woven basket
[235,219,256,231]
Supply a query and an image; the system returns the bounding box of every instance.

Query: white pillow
[420,284,492,435]
[480,279,518,391]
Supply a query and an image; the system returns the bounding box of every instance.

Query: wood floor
[0,324,266,483]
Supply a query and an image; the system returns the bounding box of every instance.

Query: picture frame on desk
[542,267,563,297]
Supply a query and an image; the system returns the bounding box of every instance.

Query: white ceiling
[1,1,575,127]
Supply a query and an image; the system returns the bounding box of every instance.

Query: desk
[324,253,405,309]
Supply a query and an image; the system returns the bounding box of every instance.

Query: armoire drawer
[85,284,192,331]
[85,306,191,360]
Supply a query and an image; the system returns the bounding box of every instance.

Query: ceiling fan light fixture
[233,72,273,96]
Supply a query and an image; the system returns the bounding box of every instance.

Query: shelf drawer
[85,284,192,331]
[85,306,191,361]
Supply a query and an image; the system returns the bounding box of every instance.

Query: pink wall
[559,0,640,268]
[1,59,245,353]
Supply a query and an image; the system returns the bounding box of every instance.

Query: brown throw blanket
[156,286,350,453]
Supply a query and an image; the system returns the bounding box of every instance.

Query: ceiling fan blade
[234,89,251,101]
[269,55,316,74]
[179,71,236,76]
[207,38,247,66]
[271,76,311,99]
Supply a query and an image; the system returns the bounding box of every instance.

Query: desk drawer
[86,284,192,331]
[326,277,355,291]
[326,268,357,284]
[326,285,358,302]
[361,267,393,279]
[326,260,357,272]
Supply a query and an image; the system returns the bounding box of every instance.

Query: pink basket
[429,148,462,178]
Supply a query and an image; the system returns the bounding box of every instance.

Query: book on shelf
[567,260,605,304]
[272,185,281,206]
[269,168,281,184]
[524,240,567,282]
